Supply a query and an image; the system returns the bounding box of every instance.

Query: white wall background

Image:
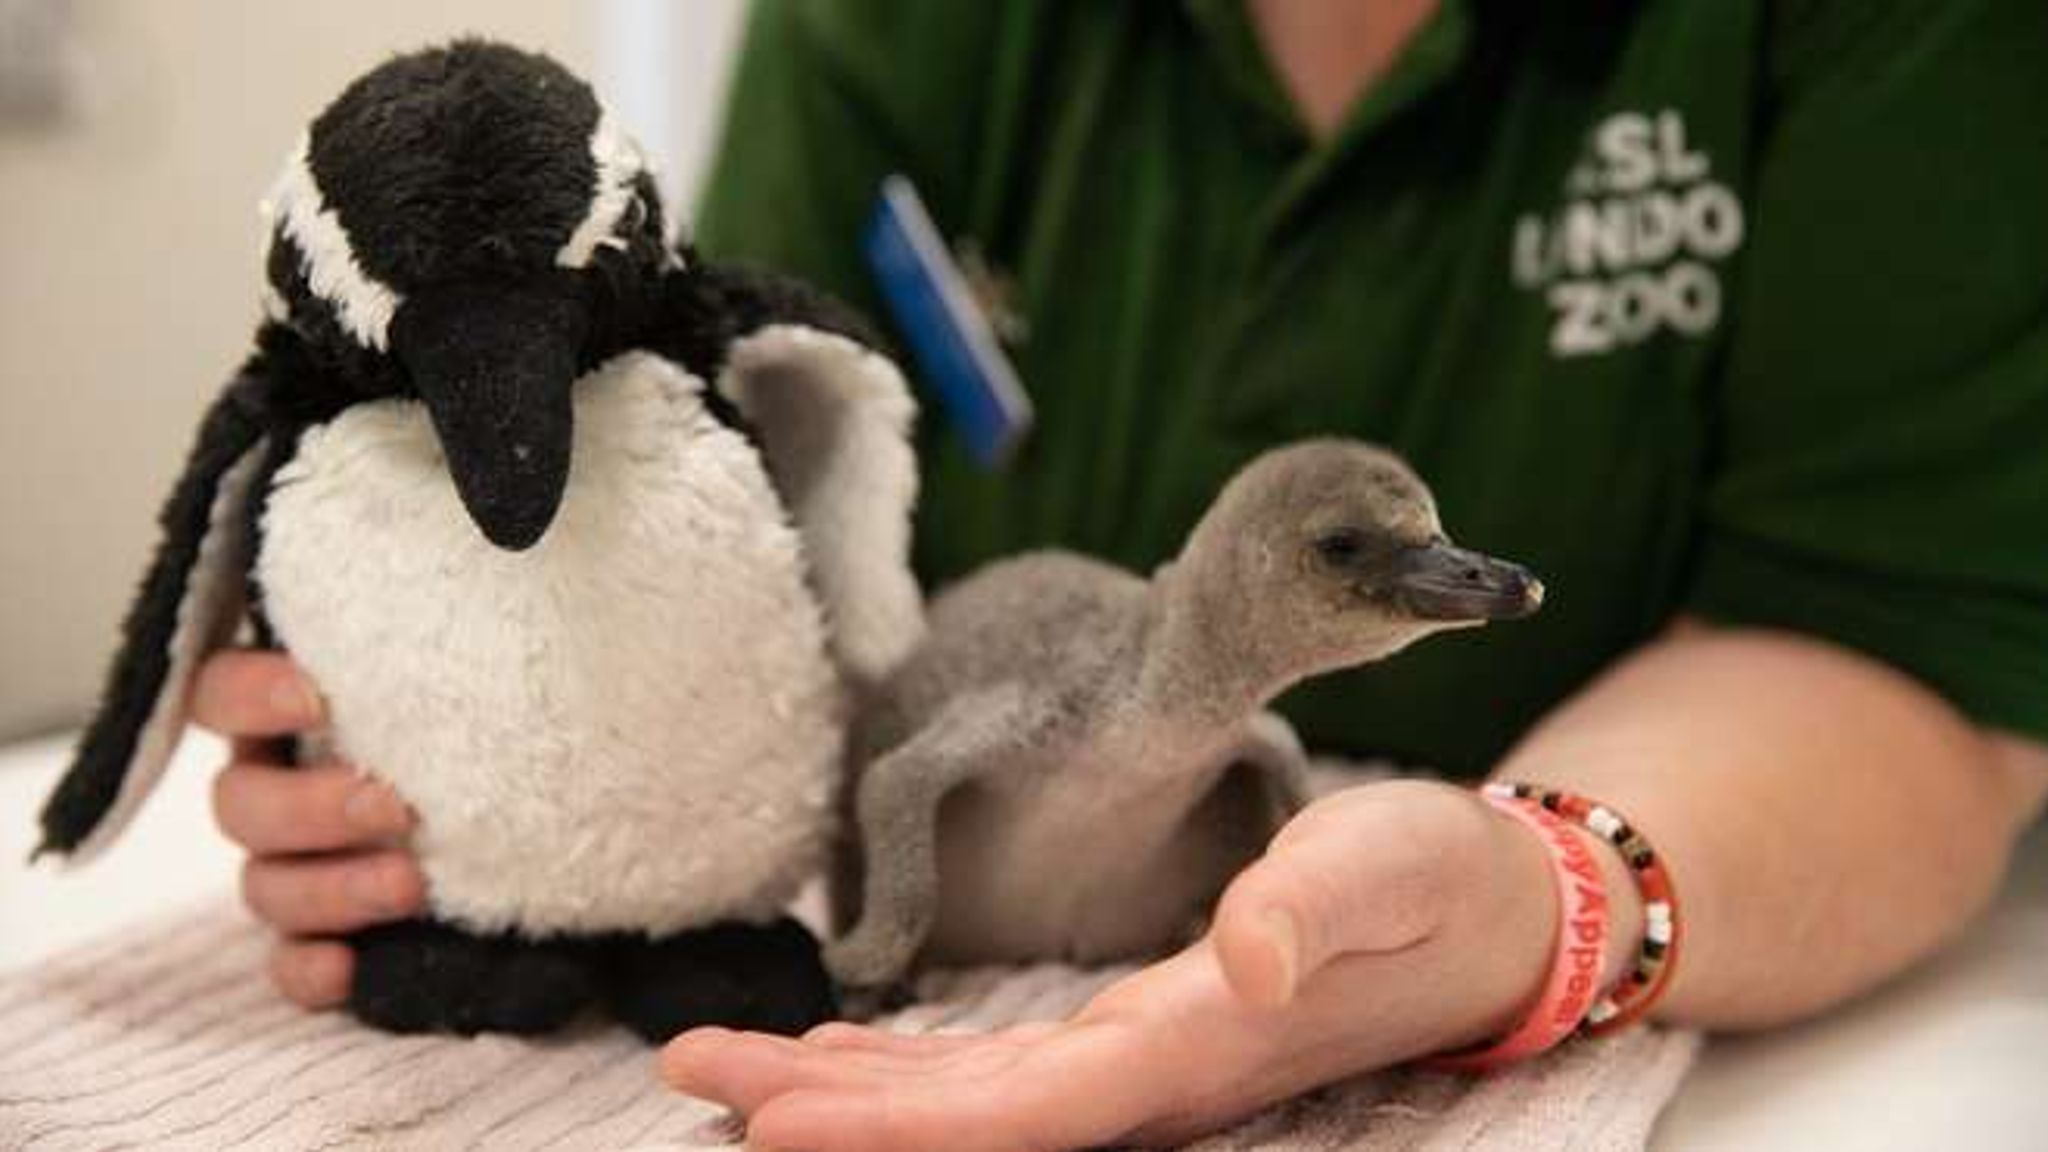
[0,0,747,740]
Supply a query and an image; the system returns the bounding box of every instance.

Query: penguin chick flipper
[347,920,597,1036]
[680,264,924,687]
[828,684,1056,988]
[1235,710,1315,822]
[596,917,838,1044]
[36,361,277,862]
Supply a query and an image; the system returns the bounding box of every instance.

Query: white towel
[0,899,1696,1151]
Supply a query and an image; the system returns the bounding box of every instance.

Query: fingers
[746,1087,1008,1152]
[269,939,354,1009]
[192,650,324,738]
[669,953,1280,1152]
[240,849,425,935]
[1213,782,1485,1008]
[662,1029,935,1116]
[213,760,413,855]
[746,1083,1112,1152]
[737,1023,1165,1152]
[802,1021,947,1053]
[801,1021,1057,1055]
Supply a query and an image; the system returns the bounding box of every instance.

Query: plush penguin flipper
[667,259,888,361]
[687,264,924,686]
[35,367,274,863]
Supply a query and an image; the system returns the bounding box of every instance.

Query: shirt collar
[1182,0,1476,154]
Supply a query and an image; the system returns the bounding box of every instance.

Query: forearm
[1495,620,2048,1031]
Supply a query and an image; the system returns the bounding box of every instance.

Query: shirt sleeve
[1689,0,2048,743]
[690,0,1003,320]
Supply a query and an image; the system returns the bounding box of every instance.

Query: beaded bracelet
[1483,782,1684,1036]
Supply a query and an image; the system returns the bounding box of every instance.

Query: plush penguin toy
[33,40,924,1043]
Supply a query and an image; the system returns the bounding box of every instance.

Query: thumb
[1211,785,1475,1009]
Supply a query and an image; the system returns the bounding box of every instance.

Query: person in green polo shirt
[201,0,2048,1147]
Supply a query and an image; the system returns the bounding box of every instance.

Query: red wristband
[1426,794,1610,1072]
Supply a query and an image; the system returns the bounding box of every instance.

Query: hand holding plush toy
[36,40,923,1042]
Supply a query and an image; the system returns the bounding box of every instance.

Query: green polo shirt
[696,0,2048,775]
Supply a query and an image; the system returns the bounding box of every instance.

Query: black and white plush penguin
[34,40,925,1043]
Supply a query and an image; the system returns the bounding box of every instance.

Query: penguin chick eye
[1313,529,1369,567]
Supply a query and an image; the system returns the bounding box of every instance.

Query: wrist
[1486,780,1681,1035]
[1460,793,1569,1043]
[1583,818,1645,992]
[1442,786,1650,1066]
[1485,782,1645,996]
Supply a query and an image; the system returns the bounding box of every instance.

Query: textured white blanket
[0,900,1696,1151]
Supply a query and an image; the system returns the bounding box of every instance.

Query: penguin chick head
[259,39,675,550]
[1180,440,1544,674]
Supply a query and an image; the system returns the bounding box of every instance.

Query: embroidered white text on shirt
[1511,110,1745,358]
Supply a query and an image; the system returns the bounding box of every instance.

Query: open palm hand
[663,781,1564,1152]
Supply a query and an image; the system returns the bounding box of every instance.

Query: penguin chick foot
[832,979,916,1023]
[823,920,920,991]
[597,916,838,1044]
[347,919,596,1036]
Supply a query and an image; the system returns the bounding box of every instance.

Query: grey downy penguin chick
[827,439,1544,988]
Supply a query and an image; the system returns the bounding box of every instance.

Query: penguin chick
[827,440,1543,988]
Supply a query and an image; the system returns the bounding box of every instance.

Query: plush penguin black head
[262,39,673,549]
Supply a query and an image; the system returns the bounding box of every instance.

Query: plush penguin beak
[392,280,589,551]
[1389,541,1545,622]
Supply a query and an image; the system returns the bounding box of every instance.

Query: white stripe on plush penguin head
[555,107,667,271]
[252,39,685,551]
[260,134,404,350]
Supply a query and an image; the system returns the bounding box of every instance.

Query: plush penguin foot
[347,919,596,1036]
[597,917,839,1044]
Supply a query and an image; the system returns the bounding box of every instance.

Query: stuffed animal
[34,40,925,1043]
[827,441,1542,989]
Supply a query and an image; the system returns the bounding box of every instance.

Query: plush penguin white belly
[259,350,841,938]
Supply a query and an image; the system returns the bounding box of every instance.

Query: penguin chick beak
[392,279,589,551]
[1385,540,1545,622]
